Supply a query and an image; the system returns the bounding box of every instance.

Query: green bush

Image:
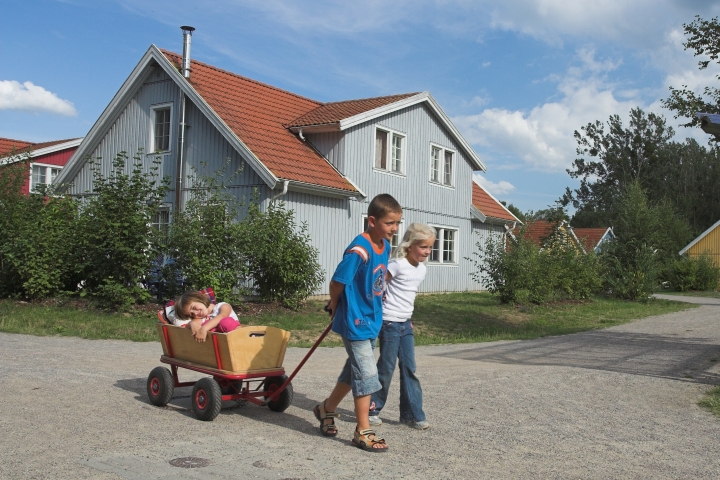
[0,152,31,297]
[239,200,324,309]
[165,163,249,303]
[3,189,80,299]
[670,254,720,291]
[469,227,602,304]
[76,152,168,310]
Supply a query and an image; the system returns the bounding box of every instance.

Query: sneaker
[368,415,383,427]
[408,420,430,430]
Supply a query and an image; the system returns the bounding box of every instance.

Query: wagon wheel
[264,375,293,412]
[147,367,174,407]
[191,377,222,421]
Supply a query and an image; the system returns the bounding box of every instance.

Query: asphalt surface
[2,295,719,479]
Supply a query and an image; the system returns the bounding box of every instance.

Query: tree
[663,15,720,129]
[563,108,674,226]
[500,201,525,222]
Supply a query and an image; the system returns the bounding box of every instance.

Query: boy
[314,193,402,452]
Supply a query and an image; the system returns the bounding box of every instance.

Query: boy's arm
[326,280,345,318]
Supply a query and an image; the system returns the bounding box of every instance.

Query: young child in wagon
[369,223,435,430]
[314,193,402,452]
[173,290,241,343]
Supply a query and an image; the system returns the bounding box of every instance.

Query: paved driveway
[2,296,719,479]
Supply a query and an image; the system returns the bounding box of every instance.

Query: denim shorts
[337,337,381,397]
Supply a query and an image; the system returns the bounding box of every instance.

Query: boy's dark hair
[367,194,402,219]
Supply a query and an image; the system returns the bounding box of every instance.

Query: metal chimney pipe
[180,26,195,78]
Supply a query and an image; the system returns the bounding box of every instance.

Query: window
[429,226,458,264]
[429,144,454,187]
[151,104,172,153]
[30,164,62,192]
[363,215,403,255]
[152,208,170,232]
[374,127,405,175]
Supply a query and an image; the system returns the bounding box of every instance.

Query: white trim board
[679,218,720,255]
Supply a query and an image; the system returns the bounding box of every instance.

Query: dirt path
[1,301,719,479]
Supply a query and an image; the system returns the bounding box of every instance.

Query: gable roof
[573,227,613,251]
[516,220,585,253]
[470,180,520,224]
[287,93,419,128]
[56,46,360,197]
[0,137,82,165]
[162,50,356,193]
[679,218,720,255]
[287,91,486,172]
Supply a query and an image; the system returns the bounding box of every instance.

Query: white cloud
[0,80,77,116]
[455,48,638,172]
[473,174,516,196]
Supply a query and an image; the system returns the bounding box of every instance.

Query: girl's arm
[193,303,234,343]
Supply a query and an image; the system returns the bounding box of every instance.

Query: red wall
[21,148,77,195]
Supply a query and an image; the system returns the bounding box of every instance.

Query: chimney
[180,26,195,78]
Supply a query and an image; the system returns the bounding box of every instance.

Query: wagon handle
[262,311,334,405]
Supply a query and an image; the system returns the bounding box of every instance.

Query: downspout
[175,26,195,213]
[271,180,289,203]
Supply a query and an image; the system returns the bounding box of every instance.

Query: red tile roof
[162,50,357,192]
[286,93,419,128]
[520,220,556,247]
[573,227,610,250]
[0,137,79,158]
[472,182,518,222]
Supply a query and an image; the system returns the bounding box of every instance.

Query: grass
[658,290,720,299]
[699,386,720,416]
[0,292,695,347]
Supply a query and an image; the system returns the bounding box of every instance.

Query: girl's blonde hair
[393,223,436,261]
[174,290,212,320]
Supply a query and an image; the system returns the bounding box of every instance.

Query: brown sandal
[352,427,388,452]
[313,400,339,437]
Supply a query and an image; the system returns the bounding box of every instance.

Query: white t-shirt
[211,302,239,322]
[171,301,238,326]
[383,258,426,322]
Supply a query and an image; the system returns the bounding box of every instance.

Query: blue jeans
[370,320,426,422]
[338,337,382,397]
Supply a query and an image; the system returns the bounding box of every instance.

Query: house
[679,219,720,267]
[0,137,82,194]
[573,227,614,253]
[54,29,518,293]
[516,220,585,252]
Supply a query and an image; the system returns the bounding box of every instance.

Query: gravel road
[2,296,719,479]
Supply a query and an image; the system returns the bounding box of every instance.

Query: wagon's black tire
[264,375,293,412]
[147,367,174,407]
[192,378,222,421]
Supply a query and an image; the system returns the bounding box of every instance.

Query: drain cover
[169,457,211,468]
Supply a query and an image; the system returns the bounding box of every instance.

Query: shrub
[469,227,601,304]
[0,151,31,297]
[76,152,168,310]
[239,200,324,309]
[164,163,249,303]
[669,253,720,291]
[3,188,80,299]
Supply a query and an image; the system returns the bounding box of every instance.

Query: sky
[3,0,720,214]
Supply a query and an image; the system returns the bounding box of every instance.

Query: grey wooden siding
[298,102,502,292]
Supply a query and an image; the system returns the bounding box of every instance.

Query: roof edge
[472,179,522,224]
[679,218,720,255]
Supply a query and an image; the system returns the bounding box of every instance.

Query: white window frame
[428,224,459,266]
[29,163,62,192]
[429,142,455,189]
[151,205,171,232]
[362,214,404,255]
[373,126,406,177]
[150,102,173,154]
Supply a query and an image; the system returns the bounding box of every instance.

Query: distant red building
[0,137,82,194]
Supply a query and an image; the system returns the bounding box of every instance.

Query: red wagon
[147,314,333,421]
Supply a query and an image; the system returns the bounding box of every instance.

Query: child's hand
[189,319,202,336]
[325,301,337,318]
[193,326,209,343]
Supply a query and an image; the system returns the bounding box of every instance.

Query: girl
[174,290,241,343]
[369,223,435,430]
